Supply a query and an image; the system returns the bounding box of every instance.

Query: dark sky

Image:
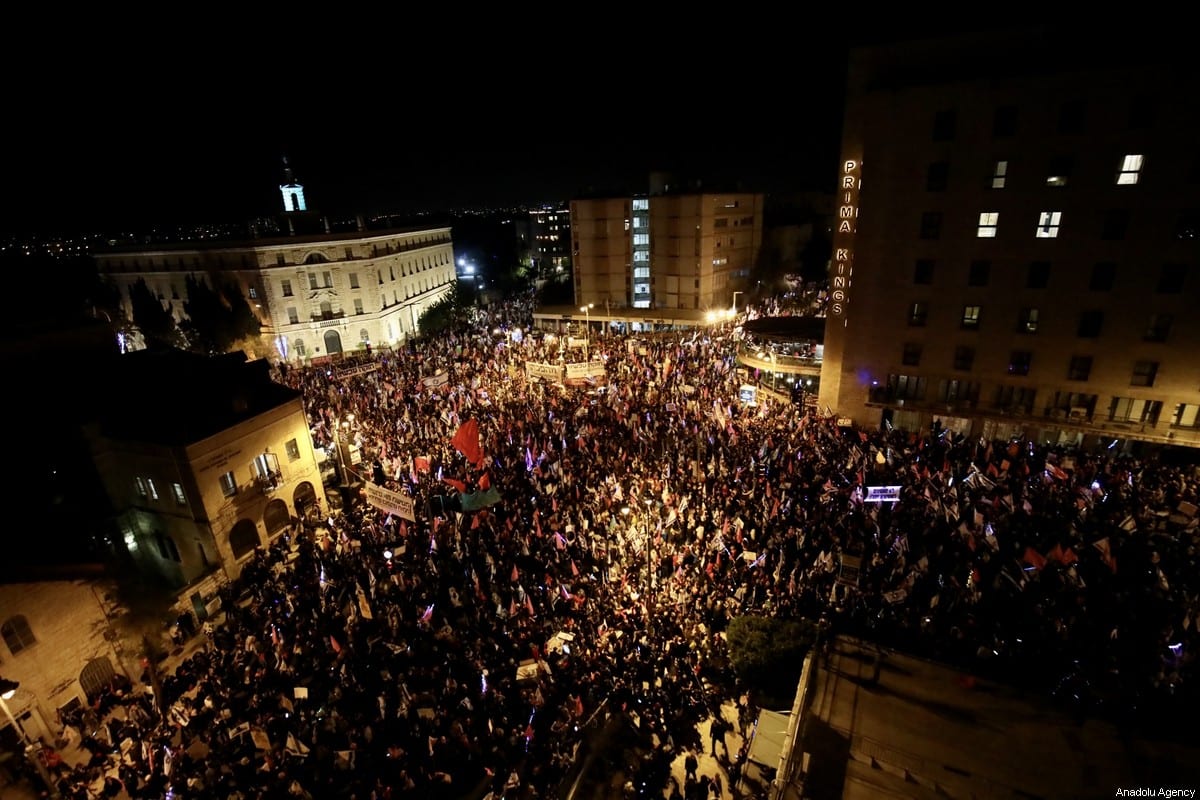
[4,21,1045,235]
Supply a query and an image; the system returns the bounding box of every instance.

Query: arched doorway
[324,330,343,355]
[229,519,260,560]
[80,657,116,700]
[293,482,317,515]
[263,499,290,536]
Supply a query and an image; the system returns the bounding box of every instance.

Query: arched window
[304,252,329,264]
[2,614,36,654]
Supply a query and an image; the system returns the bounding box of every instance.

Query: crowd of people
[31,291,1200,799]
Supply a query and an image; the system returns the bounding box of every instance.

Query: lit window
[248,287,258,299]
[172,483,186,505]
[633,267,650,279]
[632,198,648,211]
[286,438,301,461]
[147,479,159,501]
[1018,308,1039,334]
[1117,154,1143,185]
[991,160,1008,189]
[134,476,147,498]
[219,471,237,497]
[1036,211,1062,238]
[961,305,981,330]
[977,212,999,238]
[633,234,650,246]
[633,251,649,263]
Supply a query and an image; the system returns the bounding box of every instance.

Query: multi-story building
[819,33,1200,448]
[95,173,456,361]
[516,206,571,275]
[570,188,763,311]
[85,350,327,591]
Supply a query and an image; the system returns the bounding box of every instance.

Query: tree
[181,274,262,354]
[129,277,181,349]
[726,615,818,707]
[418,280,476,338]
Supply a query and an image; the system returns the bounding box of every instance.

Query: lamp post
[579,304,594,362]
[0,679,61,799]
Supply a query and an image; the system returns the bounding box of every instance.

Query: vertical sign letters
[831,159,861,317]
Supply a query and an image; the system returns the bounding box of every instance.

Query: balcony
[253,470,284,494]
[310,310,346,322]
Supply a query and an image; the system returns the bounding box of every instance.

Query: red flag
[571,560,579,577]
[1045,462,1069,481]
[511,565,519,582]
[859,431,868,443]
[525,594,535,616]
[478,472,491,491]
[330,635,342,654]
[1048,544,1065,564]
[1060,547,1078,566]
[414,455,431,473]
[1022,547,1047,571]
[452,419,484,466]
[443,478,467,493]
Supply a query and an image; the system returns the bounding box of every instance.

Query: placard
[566,360,606,380]
[525,362,563,382]
[865,486,901,503]
[364,482,416,521]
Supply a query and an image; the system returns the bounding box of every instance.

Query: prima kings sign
[831,158,861,317]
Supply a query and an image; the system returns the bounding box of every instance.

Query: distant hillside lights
[831,159,861,317]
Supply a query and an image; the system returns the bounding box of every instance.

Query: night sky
[1,23,1070,235]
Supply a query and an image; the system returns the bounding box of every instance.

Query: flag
[414,455,431,473]
[525,594,535,616]
[356,583,373,620]
[1060,547,1078,565]
[460,487,502,511]
[479,472,491,491]
[1045,462,1069,481]
[859,431,868,443]
[571,559,579,577]
[421,371,449,388]
[443,478,467,493]
[1047,544,1065,564]
[511,565,520,582]
[453,419,484,466]
[330,635,342,654]
[1022,547,1047,571]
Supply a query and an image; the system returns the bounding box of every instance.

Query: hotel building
[819,33,1200,448]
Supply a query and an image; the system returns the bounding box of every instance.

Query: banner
[335,363,379,380]
[864,486,901,503]
[565,360,605,380]
[421,372,450,389]
[460,487,502,512]
[525,362,563,382]
[364,482,416,521]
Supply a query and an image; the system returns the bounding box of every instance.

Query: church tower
[279,156,307,213]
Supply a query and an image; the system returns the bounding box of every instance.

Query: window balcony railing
[253,470,284,494]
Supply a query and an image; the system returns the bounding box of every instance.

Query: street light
[579,304,594,362]
[0,678,61,799]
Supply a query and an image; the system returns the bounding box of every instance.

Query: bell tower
[279,156,307,213]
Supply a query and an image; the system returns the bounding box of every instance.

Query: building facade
[570,191,763,311]
[96,227,456,362]
[1,579,136,743]
[86,351,327,593]
[819,34,1200,448]
[516,206,572,275]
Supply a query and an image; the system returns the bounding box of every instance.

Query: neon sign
[831,159,861,317]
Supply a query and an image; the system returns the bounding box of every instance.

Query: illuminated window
[1036,211,1062,238]
[633,267,650,279]
[1131,360,1159,387]
[1067,356,1092,381]
[286,438,300,461]
[134,477,147,498]
[1110,397,1161,425]
[1173,404,1200,429]
[1018,308,1039,334]
[248,287,258,300]
[1117,154,1143,185]
[633,216,648,228]
[1046,155,1072,187]
[991,160,1008,189]
[219,471,237,497]
[976,212,999,238]
[961,305,981,330]
[632,198,648,211]
[172,483,186,505]
[901,342,922,366]
[2,615,35,654]
[633,251,649,263]
[633,234,649,246]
